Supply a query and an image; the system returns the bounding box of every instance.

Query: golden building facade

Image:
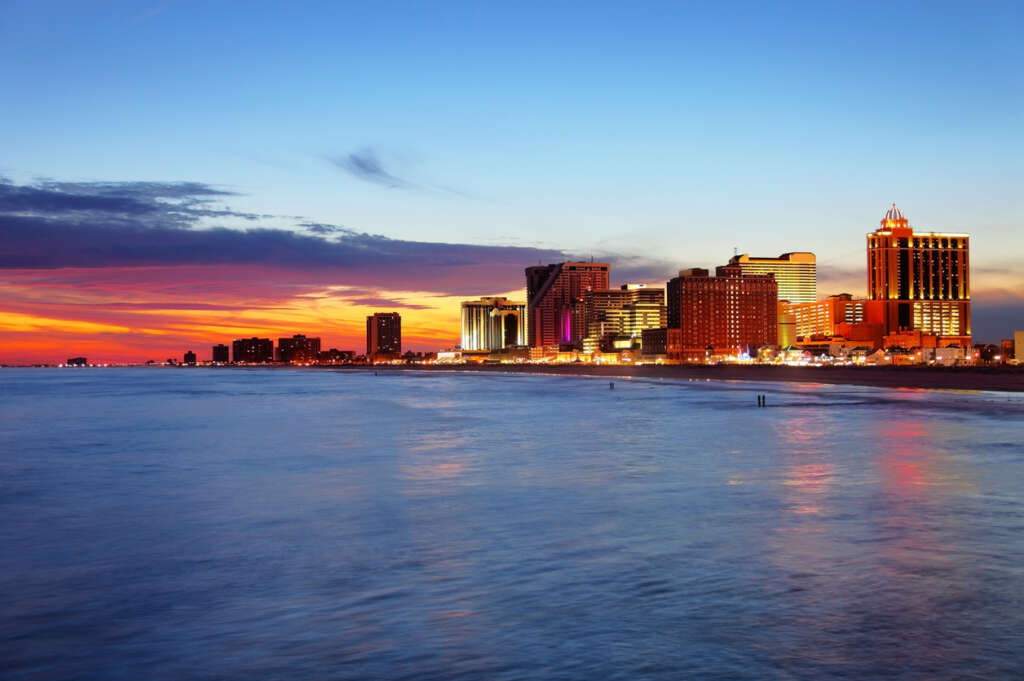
[867,204,970,344]
[730,252,816,304]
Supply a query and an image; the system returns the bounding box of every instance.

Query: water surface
[2,368,1023,679]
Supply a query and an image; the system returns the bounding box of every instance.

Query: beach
[373,363,1024,392]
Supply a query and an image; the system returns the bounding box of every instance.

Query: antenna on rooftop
[733,246,739,257]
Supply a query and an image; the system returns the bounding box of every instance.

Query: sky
[1,0,1021,362]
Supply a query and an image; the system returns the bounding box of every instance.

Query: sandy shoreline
[366,363,1024,392]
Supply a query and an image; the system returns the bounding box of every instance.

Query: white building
[461,297,526,351]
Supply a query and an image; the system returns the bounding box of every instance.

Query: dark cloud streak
[327,149,414,189]
[0,177,680,296]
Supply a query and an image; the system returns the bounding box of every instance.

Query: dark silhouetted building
[641,328,668,356]
[183,351,197,365]
[526,261,609,347]
[277,334,321,364]
[867,204,970,347]
[318,349,355,364]
[667,264,777,361]
[66,357,87,366]
[212,344,230,363]
[232,337,274,363]
[367,313,401,361]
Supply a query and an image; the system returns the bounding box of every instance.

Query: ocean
[2,368,1024,680]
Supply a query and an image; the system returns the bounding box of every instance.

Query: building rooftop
[883,203,904,222]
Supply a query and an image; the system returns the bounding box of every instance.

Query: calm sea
[2,368,1024,680]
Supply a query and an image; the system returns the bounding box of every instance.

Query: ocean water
[2,368,1024,680]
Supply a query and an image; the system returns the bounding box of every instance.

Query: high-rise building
[232,337,274,363]
[666,264,777,361]
[729,252,816,304]
[867,204,970,345]
[212,344,230,363]
[367,312,401,360]
[277,334,321,364]
[183,350,197,365]
[581,284,666,353]
[461,297,526,351]
[525,261,609,347]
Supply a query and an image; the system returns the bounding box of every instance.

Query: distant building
[786,293,867,340]
[581,284,666,353]
[277,334,321,364]
[1016,331,1024,362]
[526,262,609,347]
[461,297,526,351]
[730,252,816,304]
[66,357,87,367]
[867,204,970,347]
[183,350,197,365]
[232,337,274,363]
[367,312,401,361]
[212,344,230,363]
[318,349,355,364]
[641,327,668,356]
[666,264,777,361]
[1000,339,1014,362]
[777,301,796,348]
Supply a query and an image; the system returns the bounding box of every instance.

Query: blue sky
[1,1,1022,349]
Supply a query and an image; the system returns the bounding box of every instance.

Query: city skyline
[0,202,1014,364]
[1,2,1022,362]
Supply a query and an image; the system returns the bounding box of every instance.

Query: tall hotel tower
[729,252,816,304]
[366,312,402,360]
[461,297,526,351]
[525,262,609,347]
[867,204,970,344]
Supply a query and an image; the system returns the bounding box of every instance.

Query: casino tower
[867,204,970,345]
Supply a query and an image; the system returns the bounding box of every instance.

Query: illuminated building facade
[730,252,816,304]
[232,337,274,363]
[786,293,867,339]
[277,334,321,364]
[367,312,402,360]
[867,204,970,345]
[581,284,666,353]
[212,344,229,363]
[666,265,777,360]
[525,261,609,347]
[461,297,526,351]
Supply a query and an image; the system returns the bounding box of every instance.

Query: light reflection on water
[1,368,1023,680]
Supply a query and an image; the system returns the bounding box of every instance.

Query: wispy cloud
[299,222,348,235]
[346,297,431,310]
[327,148,414,189]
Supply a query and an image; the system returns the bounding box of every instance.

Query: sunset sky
[2,1,1021,363]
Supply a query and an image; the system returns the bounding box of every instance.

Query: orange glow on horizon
[0,267,524,364]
